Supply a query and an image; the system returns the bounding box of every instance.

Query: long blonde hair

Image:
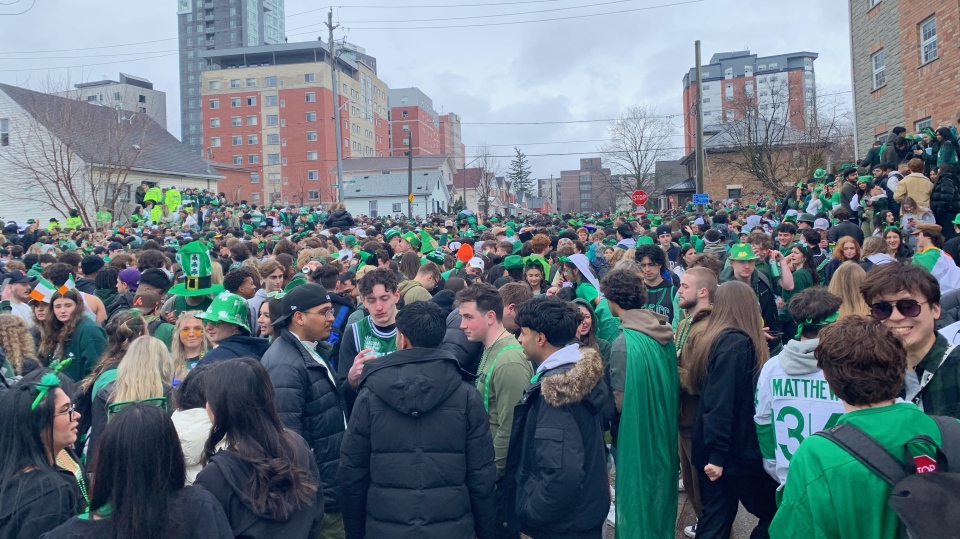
[0,314,35,374]
[111,336,173,403]
[170,311,210,378]
[682,281,770,394]
[828,262,870,319]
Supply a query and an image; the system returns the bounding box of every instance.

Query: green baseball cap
[728,243,759,261]
[401,231,421,249]
[195,292,251,333]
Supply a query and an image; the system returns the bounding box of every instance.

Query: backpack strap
[816,424,910,486]
[932,416,960,473]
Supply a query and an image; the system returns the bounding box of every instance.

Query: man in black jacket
[261,284,347,539]
[826,208,865,246]
[338,301,498,539]
[502,297,610,539]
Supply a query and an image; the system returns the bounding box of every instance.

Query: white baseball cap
[813,218,830,230]
[467,257,485,270]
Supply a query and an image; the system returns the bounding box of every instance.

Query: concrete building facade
[388,88,441,157]
[63,74,168,129]
[682,50,818,154]
[850,0,960,156]
[439,112,465,170]
[177,0,286,154]
[200,42,388,207]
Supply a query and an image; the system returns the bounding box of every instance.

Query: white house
[0,83,220,226]
[337,154,457,192]
[343,170,451,218]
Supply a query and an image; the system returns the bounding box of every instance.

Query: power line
[291,0,571,17]
[0,38,177,55]
[0,52,178,73]
[0,50,179,60]
[339,0,639,24]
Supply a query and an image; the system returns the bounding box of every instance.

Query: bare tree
[601,104,678,194]
[0,85,149,225]
[474,142,501,219]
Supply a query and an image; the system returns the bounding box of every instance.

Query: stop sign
[631,190,648,205]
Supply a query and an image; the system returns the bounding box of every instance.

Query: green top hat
[169,242,224,297]
[195,292,250,333]
[728,243,759,261]
[502,255,524,270]
[401,231,421,249]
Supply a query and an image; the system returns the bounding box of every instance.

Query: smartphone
[766,330,783,337]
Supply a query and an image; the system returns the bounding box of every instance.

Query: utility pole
[327,10,344,203]
[407,134,413,218]
[694,40,706,212]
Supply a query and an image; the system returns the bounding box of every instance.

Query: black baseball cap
[273,283,331,327]
[3,269,36,285]
[107,242,124,251]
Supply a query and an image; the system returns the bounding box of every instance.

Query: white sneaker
[678,478,685,492]
[684,522,697,538]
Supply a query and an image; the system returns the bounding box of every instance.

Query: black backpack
[816,416,960,539]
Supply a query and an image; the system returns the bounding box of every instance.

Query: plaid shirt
[914,334,960,419]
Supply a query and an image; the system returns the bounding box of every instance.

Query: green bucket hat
[512,240,523,254]
[169,242,224,297]
[813,168,827,180]
[384,228,400,241]
[195,292,250,333]
[422,250,445,265]
[952,213,960,226]
[503,255,524,270]
[635,236,654,246]
[728,243,759,261]
[797,213,815,224]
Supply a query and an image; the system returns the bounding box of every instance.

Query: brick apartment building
[850,0,960,155]
[682,50,818,154]
[387,88,465,169]
[200,41,388,206]
[559,158,612,214]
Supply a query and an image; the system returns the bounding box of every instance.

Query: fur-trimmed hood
[541,346,605,407]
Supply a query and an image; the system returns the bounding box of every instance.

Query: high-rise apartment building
[200,41,388,206]
[682,50,818,153]
[388,88,441,157]
[439,113,465,170]
[850,1,959,156]
[62,74,167,129]
[177,0,285,154]
[560,158,612,214]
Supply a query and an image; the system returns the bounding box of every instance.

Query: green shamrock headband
[30,372,62,411]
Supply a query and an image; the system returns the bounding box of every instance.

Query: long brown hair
[681,281,769,394]
[37,289,86,362]
[0,314,35,374]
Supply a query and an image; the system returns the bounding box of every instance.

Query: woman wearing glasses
[171,312,210,373]
[44,403,233,539]
[86,336,175,471]
[0,370,85,538]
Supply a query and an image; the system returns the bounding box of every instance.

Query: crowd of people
[0,142,959,539]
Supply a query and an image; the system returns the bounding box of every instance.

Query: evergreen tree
[506,147,534,196]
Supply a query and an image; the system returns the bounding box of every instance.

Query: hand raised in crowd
[348,348,380,389]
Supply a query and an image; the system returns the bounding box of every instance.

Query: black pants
[695,470,778,539]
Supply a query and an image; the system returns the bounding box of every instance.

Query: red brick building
[388,87,441,157]
[210,161,260,204]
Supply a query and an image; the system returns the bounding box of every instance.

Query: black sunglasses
[870,299,926,320]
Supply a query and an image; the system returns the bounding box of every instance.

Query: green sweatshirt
[475,334,532,477]
[771,403,950,539]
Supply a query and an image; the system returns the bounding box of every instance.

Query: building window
[208,80,220,90]
[266,133,280,145]
[210,137,221,147]
[402,110,408,118]
[246,77,257,87]
[229,79,240,88]
[306,112,317,122]
[920,16,937,64]
[248,135,258,145]
[369,200,378,217]
[264,76,278,87]
[251,192,260,202]
[265,95,278,106]
[251,173,260,184]
[247,115,257,126]
[281,139,287,147]
[872,50,885,89]
[307,170,319,180]
[232,135,242,146]
[267,153,280,165]
[305,92,316,103]
[725,83,734,101]
[233,155,242,165]
[231,116,241,127]
[727,188,742,199]
[209,117,220,128]
[916,117,932,132]
[305,190,319,200]
[868,0,879,7]
[307,151,318,161]
[304,73,315,83]
[268,173,280,183]
[248,154,258,164]
[246,96,256,106]
[230,97,241,108]
[209,99,219,109]
[306,131,317,141]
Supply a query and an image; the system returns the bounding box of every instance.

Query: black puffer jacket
[932,173,960,239]
[338,348,498,539]
[439,308,482,375]
[197,335,271,365]
[499,347,610,539]
[261,328,347,513]
[323,210,355,230]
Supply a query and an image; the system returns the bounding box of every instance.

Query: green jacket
[59,317,107,382]
[771,403,951,539]
[475,335,532,477]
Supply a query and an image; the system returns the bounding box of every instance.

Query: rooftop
[343,171,445,198]
[338,155,452,174]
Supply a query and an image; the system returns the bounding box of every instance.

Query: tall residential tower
[177,0,285,154]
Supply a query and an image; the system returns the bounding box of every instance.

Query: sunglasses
[870,299,927,320]
[179,328,203,336]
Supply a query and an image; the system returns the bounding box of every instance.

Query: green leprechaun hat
[195,291,250,333]
[419,230,439,254]
[169,241,224,297]
[728,243,759,261]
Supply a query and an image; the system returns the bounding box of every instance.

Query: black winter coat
[932,173,960,240]
[826,219,864,246]
[194,434,324,539]
[500,347,610,539]
[261,329,347,513]
[692,329,766,476]
[337,348,498,539]
[323,210,355,230]
[197,334,271,365]
[439,308,482,375]
[0,468,81,539]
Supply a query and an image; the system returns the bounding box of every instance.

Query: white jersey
[754,349,845,486]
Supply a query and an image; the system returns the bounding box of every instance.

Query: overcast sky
[0,0,851,179]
